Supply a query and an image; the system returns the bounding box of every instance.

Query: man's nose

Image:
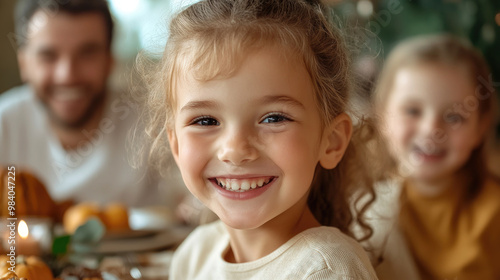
[53,57,79,85]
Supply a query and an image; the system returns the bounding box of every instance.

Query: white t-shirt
[359,180,420,280]
[0,85,184,207]
[170,220,378,280]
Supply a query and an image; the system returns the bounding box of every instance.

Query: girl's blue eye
[445,113,464,124]
[261,114,291,124]
[192,117,219,126]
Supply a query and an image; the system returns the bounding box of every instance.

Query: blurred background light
[357,0,373,18]
[109,0,140,16]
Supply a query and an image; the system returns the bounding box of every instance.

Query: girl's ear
[319,113,353,169]
[167,129,180,164]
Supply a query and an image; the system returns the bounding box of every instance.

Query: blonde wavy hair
[135,0,381,240]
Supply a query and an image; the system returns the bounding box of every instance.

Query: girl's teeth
[257,179,265,187]
[216,177,273,191]
[241,181,250,190]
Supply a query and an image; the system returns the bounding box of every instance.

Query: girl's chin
[408,169,454,184]
[399,158,448,178]
[217,212,270,231]
[409,170,444,180]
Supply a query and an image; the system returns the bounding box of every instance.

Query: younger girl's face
[168,47,333,230]
[383,63,484,183]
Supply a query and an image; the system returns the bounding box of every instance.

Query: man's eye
[404,107,420,117]
[80,46,100,58]
[191,117,219,126]
[38,52,57,63]
[261,114,291,124]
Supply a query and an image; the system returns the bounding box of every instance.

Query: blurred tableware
[93,226,192,254]
[128,206,177,230]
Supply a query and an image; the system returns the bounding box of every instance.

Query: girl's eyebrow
[180,100,220,113]
[179,95,305,113]
[260,95,305,110]
[401,98,420,104]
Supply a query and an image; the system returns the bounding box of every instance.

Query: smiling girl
[138,0,379,279]
[371,35,500,280]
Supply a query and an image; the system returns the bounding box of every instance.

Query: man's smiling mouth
[210,177,276,192]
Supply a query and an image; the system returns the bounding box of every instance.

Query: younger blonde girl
[371,34,500,280]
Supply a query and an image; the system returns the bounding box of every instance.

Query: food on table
[0,167,57,219]
[63,202,130,234]
[0,255,53,280]
[63,202,100,234]
[59,266,103,279]
[0,271,24,280]
[100,203,130,231]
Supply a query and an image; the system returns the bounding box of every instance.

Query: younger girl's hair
[136,0,380,240]
[374,34,498,195]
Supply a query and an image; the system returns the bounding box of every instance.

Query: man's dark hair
[14,0,114,48]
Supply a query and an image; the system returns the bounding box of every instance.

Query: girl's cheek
[383,118,401,142]
[270,131,318,164]
[178,135,208,169]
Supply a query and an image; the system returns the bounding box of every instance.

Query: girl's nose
[217,127,259,166]
[419,114,442,137]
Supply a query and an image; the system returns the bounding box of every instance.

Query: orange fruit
[63,203,100,234]
[100,203,130,231]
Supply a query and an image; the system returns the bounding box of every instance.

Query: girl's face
[383,63,484,183]
[168,47,338,230]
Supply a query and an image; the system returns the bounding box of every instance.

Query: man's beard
[42,91,107,130]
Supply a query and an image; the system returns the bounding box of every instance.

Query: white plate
[102,229,159,240]
[93,226,193,254]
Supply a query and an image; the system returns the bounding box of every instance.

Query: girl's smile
[211,176,276,192]
[210,176,277,200]
[411,145,446,163]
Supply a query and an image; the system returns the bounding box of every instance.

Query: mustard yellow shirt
[399,177,500,280]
